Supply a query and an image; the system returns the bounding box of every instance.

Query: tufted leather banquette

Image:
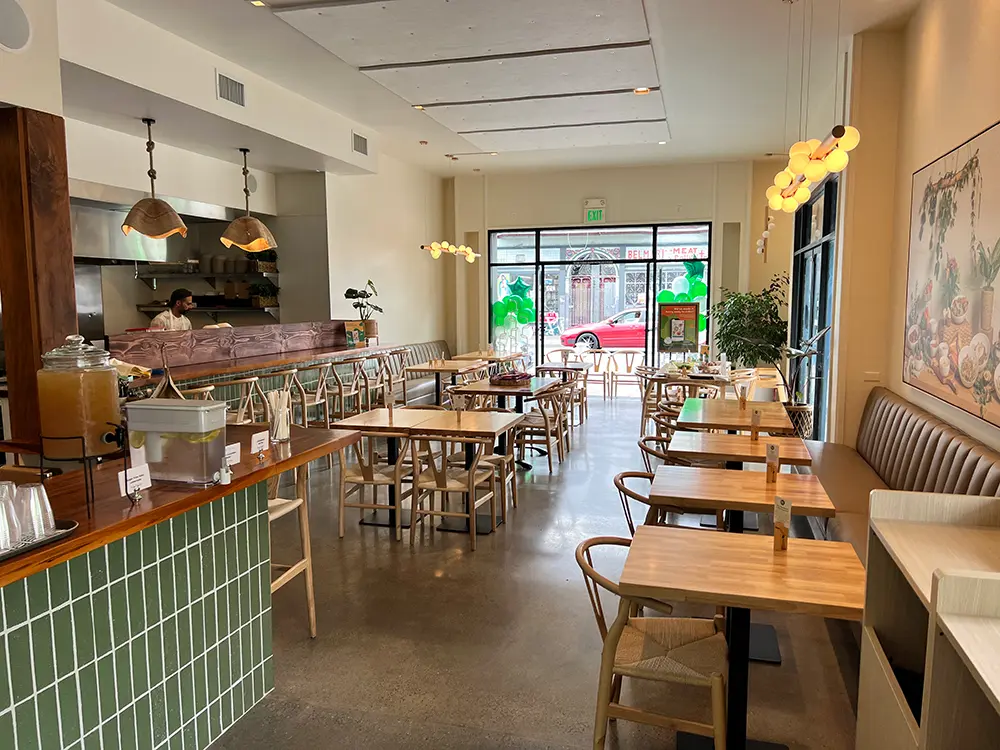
[400,340,453,404]
[806,386,1000,564]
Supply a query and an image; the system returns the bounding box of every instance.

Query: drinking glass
[0,482,20,551]
[14,483,55,541]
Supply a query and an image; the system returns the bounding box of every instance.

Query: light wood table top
[409,410,524,439]
[666,431,813,466]
[620,525,865,621]
[872,519,1000,608]
[677,397,795,434]
[650,465,835,517]
[535,362,593,373]
[451,377,560,398]
[453,351,525,362]
[333,408,438,434]
[405,359,489,374]
[938,612,1000,716]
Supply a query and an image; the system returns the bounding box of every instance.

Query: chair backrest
[546,347,576,364]
[614,471,654,536]
[330,357,365,388]
[575,536,672,640]
[180,385,215,400]
[612,349,643,373]
[402,404,446,411]
[638,434,672,473]
[341,434,410,481]
[410,434,489,490]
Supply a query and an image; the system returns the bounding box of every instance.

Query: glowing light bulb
[806,138,822,152]
[768,194,784,211]
[825,149,850,173]
[774,171,793,189]
[794,186,812,203]
[788,153,810,175]
[839,126,861,152]
[782,197,798,213]
[804,160,828,182]
[789,141,811,157]
[765,185,782,200]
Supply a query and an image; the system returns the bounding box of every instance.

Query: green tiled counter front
[0,482,273,750]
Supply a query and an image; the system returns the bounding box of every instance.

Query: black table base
[677,733,787,750]
[436,514,504,535]
[359,509,412,529]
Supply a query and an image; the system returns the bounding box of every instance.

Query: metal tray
[0,520,79,564]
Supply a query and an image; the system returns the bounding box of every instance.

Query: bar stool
[267,466,316,638]
[270,369,309,427]
[180,385,215,400]
[328,357,366,419]
[213,376,268,424]
[291,363,332,428]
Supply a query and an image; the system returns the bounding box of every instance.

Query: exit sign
[584,198,606,224]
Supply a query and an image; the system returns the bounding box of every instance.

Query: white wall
[326,155,447,345]
[0,0,62,114]
[270,173,331,324]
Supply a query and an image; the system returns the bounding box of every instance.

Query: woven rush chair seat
[615,617,727,686]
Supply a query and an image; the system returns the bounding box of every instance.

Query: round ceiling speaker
[246,173,258,194]
[0,0,31,53]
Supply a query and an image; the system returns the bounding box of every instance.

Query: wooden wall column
[0,108,78,446]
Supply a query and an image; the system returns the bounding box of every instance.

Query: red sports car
[559,309,647,349]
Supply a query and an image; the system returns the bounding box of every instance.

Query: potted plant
[975,237,1000,332]
[246,248,278,274]
[249,283,278,309]
[344,280,383,338]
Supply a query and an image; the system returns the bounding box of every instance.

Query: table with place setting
[404,359,490,405]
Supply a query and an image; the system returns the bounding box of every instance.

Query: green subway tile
[210,500,224,537]
[124,532,142,572]
[52,605,75,680]
[208,698,221,742]
[231,632,243,684]
[187,546,203,601]
[127,573,146,633]
[197,505,212,537]
[163,616,179,678]
[200,539,215,596]
[157,522,173,560]
[87,548,108,590]
[147,624,164,689]
[225,529,239,582]
[185,511,200,547]
[26,571,50,618]
[66,744,81,750]
[256,516,269,569]
[0,635,8,713]
[182,720,195,750]
[78,662,100,734]
[190,600,205,658]
[239,575,251,627]
[83,729,101,750]
[114,644,132,707]
[220,689,233,730]
[223,495,235,529]
[218,639,231,693]
[231,682,245,723]
[68,555,90,599]
[173,552,189,605]
[140,527,158,568]
[241,625,252,675]
[253,665,263,703]
[205,646,220,700]
[101,719,119,750]
[135,694,152,750]
[8,625,33,703]
[151,684,167,746]
[248,528,260,570]
[117,704,136,750]
[195,708,208,747]
[242,675,253,717]
[143,565,160,625]
[263,656,274,692]
[203,592,217,645]
[248,567,260,618]
[177,610,192,668]
[49,563,70,609]
[165,672,181,735]
[171,515,187,550]
[36,684,60,750]
[168,732,183,750]
[0,710,12,750]
[58,675,81,746]
[179,664,195,725]
[216,587,229,637]
[262,609,273,660]
[73,597,96,668]
[159,560,176,618]
[109,580,128,648]
[4,580,27,628]
[107,540,126,583]
[250,617,262,670]
[15,697,38,750]
[237,529,250,573]
[96,654,116,722]
[213,535,227,589]
[131,633,148,698]
[193,655,207,710]
[91,586,112,659]
[30,616,55,691]
[227,582,240,632]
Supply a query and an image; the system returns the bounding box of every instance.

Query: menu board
[658,303,700,353]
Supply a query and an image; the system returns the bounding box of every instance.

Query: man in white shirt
[150,288,194,331]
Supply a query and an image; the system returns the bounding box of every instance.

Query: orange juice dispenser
[37,335,122,459]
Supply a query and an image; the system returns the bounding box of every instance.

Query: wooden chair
[267,465,316,638]
[516,386,570,473]
[546,346,580,364]
[614,470,723,534]
[213,376,268,424]
[610,349,644,399]
[291,363,332,429]
[408,434,497,551]
[361,354,390,409]
[337,434,412,541]
[270,369,309,427]
[180,385,215,400]
[580,349,611,400]
[471,407,518,513]
[328,357,365,419]
[637,434,674,474]
[576,537,728,750]
[386,348,410,403]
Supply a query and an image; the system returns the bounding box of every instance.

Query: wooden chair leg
[469,492,477,552]
[337,451,347,539]
[593,602,629,749]
[409,490,420,546]
[511,460,519,508]
[296,466,317,638]
[394,479,403,542]
[712,674,727,750]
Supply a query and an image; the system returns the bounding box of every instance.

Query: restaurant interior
[1,0,999,749]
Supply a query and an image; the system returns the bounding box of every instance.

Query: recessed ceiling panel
[465,121,671,151]
[428,91,665,132]
[369,44,657,105]
[275,0,649,67]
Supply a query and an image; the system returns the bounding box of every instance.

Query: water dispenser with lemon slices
[125,399,227,485]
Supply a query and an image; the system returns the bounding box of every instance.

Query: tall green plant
[711,274,789,370]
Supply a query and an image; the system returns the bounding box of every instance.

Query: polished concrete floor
[216,394,859,749]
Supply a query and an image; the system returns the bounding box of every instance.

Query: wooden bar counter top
[0,424,360,589]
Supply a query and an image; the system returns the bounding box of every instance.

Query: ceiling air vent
[352,132,369,156]
[217,72,246,107]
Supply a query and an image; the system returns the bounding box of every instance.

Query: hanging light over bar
[121,119,188,240]
[221,148,277,253]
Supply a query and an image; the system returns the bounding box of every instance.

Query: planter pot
[784,403,814,439]
[983,287,995,332]
[252,295,278,309]
[363,319,379,339]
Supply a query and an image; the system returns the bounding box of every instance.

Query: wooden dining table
[404,359,489,405]
[619,525,865,750]
[535,361,593,382]
[450,376,559,413]
[666,431,813,467]
[676,397,795,434]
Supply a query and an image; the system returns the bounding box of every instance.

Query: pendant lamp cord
[143,118,157,199]
[240,148,251,216]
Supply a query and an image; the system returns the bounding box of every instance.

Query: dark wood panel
[108,320,350,369]
[0,109,78,443]
[0,425,360,589]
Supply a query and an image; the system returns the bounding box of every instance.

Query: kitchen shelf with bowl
[136,269,279,290]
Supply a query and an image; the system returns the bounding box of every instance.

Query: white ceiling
[103,0,921,175]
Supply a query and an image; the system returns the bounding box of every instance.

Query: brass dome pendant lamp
[121,118,188,240]
[220,148,276,252]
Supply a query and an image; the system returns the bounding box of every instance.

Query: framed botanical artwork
[903,119,1000,424]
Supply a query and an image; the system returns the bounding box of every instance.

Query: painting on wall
[903,119,1000,424]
